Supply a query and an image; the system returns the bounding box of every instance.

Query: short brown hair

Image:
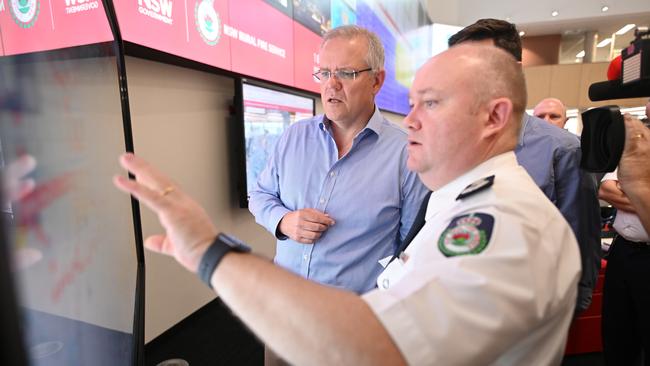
[448,19,522,62]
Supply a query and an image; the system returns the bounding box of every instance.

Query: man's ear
[372,69,386,95]
[482,97,513,139]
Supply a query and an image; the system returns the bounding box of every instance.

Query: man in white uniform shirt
[113,44,581,365]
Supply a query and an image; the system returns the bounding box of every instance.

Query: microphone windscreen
[607,55,622,81]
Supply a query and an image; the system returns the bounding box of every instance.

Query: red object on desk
[564,259,607,354]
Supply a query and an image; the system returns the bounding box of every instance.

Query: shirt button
[330,171,336,177]
[319,198,325,204]
[303,255,309,261]
[382,278,390,289]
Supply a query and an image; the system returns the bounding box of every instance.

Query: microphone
[607,55,622,81]
[589,78,650,101]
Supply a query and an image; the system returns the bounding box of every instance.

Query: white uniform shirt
[362,152,581,365]
[602,169,650,242]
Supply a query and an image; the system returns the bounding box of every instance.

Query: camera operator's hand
[618,114,650,234]
[599,180,636,213]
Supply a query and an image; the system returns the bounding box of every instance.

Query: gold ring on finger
[161,186,175,197]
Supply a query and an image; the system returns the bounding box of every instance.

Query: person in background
[533,97,569,129]
[248,25,427,295]
[599,115,650,366]
[114,44,580,365]
[448,18,601,314]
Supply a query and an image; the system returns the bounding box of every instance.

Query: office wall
[124,56,405,341]
[522,35,561,67]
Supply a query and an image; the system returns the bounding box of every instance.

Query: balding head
[533,98,568,128]
[405,44,527,190]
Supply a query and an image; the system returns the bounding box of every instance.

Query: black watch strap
[198,233,251,288]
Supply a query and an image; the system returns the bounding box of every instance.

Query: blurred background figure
[534,97,569,129]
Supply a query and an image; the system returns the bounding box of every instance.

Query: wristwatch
[197,233,251,288]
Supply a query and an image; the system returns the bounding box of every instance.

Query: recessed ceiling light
[519,31,525,36]
[601,5,609,12]
[597,38,612,48]
[576,50,586,58]
[551,10,559,17]
[615,24,636,35]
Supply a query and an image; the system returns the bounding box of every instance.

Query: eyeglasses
[312,68,373,82]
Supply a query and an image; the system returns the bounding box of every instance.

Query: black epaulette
[456,175,495,200]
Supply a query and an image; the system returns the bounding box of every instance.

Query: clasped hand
[279,208,335,244]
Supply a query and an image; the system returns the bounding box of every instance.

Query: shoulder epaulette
[456,175,495,201]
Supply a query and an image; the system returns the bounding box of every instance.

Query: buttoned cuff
[362,289,434,365]
[268,206,291,240]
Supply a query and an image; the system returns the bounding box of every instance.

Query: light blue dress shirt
[249,108,428,294]
[515,114,601,312]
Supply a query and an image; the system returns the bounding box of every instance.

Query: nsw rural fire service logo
[195,0,221,46]
[438,213,494,257]
[9,0,40,28]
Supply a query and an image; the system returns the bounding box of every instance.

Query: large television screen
[234,79,315,207]
[0,40,142,366]
[0,0,113,56]
[112,0,431,115]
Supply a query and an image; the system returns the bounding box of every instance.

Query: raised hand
[113,153,218,272]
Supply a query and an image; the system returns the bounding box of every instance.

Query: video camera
[581,26,650,173]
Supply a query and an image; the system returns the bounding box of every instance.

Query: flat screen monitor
[0,44,142,365]
[234,79,316,208]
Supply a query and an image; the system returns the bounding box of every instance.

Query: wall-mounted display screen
[234,79,315,207]
[111,0,432,115]
[0,0,113,56]
[1,0,436,115]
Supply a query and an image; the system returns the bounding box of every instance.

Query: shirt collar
[319,106,384,138]
[517,113,530,148]
[425,151,518,221]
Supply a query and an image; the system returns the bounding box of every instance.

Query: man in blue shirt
[249,25,428,294]
[448,19,601,313]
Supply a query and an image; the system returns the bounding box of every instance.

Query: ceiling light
[597,38,612,48]
[601,5,609,12]
[616,24,636,35]
[576,50,585,58]
[551,10,559,17]
[519,31,525,36]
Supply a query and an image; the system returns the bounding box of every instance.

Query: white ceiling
[424,0,650,37]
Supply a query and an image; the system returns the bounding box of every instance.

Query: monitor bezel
[232,77,317,208]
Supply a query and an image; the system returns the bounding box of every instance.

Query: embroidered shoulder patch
[456,175,495,200]
[438,213,494,257]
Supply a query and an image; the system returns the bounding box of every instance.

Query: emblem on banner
[195,0,221,46]
[10,0,39,28]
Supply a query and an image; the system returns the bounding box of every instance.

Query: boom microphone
[588,78,650,101]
